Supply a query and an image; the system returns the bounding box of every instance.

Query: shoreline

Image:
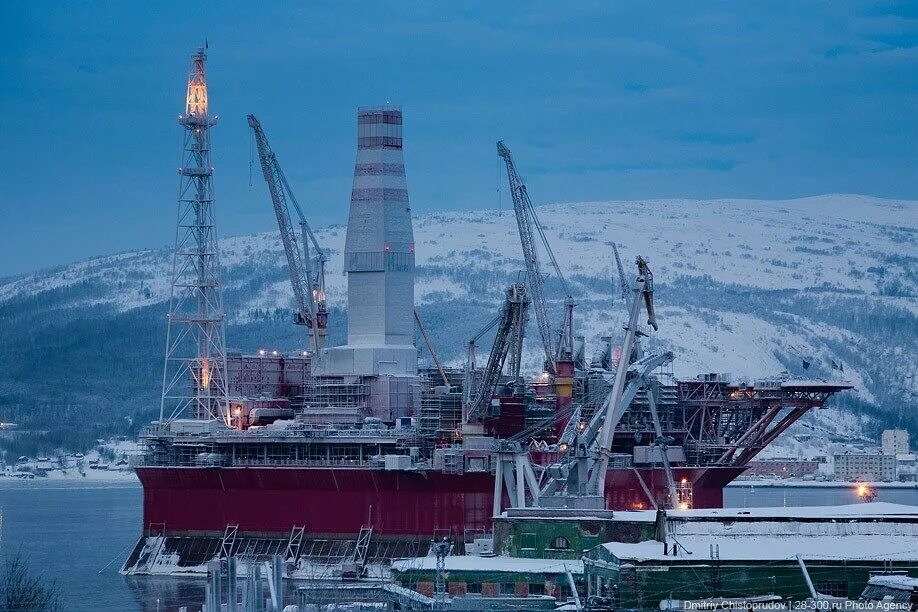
[729,479,918,489]
[0,471,139,487]
[3,471,915,490]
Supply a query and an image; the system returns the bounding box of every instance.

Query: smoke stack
[315,106,418,377]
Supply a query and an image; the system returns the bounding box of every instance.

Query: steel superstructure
[160,46,228,423]
[316,106,417,378]
[465,283,530,422]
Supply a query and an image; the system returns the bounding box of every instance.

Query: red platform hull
[136,465,746,537]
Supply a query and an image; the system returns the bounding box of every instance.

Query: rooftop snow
[603,533,918,562]
[868,575,918,589]
[612,502,918,523]
[391,555,583,575]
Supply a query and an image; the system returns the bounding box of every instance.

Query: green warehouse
[583,503,918,609]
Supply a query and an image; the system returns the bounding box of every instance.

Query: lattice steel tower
[160,46,228,422]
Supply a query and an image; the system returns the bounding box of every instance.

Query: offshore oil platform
[122,47,851,582]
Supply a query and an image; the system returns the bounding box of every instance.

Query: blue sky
[1,2,916,276]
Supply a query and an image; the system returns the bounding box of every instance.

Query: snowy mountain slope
[4,195,912,311]
[0,195,915,454]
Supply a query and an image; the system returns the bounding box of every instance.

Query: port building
[583,503,918,608]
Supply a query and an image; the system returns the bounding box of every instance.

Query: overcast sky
[1,2,916,276]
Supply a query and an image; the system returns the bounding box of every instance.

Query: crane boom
[588,255,659,495]
[611,242,630,301]
[465,283,529,423]
[465,314,500,408]
[497,141,568,373]
[247,114,325,352]
[414,309,449,387]
[276,168,328,313]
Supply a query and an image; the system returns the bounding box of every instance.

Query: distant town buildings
[883,429,910,455]
[834,452,897,482]
[744,458,823,479]
[896,454,917,482]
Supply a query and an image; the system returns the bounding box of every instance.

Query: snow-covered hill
[0,195,915,455]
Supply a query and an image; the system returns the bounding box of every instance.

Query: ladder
[352,526,374,576]
[220,524,239,560]
[285,525,305,566]
[144,522,168,571]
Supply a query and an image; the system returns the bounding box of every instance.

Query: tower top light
[184,46,209,120]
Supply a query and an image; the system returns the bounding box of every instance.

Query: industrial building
[390,555,582,601]
[743,458,823,479]
[583,504,918,608]
[897,453,918,482]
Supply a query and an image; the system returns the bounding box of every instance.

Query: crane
[588,255,659,496]
[465,314,500,408]
[465,283,529,423]
[247,114,328,353]
[489,255,681,511]
[497,141,574,374]
[611,242,630,301]
[414,309,450,387]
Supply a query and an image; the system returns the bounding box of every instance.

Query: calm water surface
[0,479,201,611]
[1,479,917,611]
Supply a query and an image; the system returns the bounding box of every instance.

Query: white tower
[317,106,417,376]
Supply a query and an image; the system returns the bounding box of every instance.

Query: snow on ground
[652,309,787,379]
[416,275,468,303]
[2,195,912,311]
[605,534,918,562]
[416,195,915,293]
[1,439,142,483]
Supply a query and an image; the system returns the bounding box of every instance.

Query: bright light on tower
[185,47,208,118]
[200,357,210,390]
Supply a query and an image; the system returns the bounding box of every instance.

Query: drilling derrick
[160,46,228,423]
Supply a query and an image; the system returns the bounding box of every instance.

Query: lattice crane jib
[247,114,325,354]
[497,141,558,374]
[465,283,529,423]
[612,242,630,301]
[160,46,229,423]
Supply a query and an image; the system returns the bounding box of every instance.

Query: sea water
[0,479,201,611]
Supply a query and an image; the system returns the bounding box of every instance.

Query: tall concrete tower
[317,106,417,377]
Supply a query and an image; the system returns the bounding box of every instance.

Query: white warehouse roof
[604,534,918,563]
